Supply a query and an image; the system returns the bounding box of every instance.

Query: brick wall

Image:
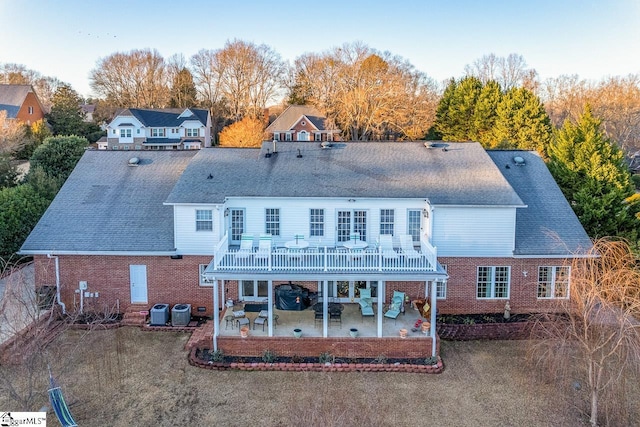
[33,255,569,316]
[217,335,439,359]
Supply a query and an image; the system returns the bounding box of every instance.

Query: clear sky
[1,0,639,98]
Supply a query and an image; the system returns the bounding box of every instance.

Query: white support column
[377,280,385,337]
[430,280,438,358]
[267,280,274,336]
[212,280,219,352]
[322,280,328,337]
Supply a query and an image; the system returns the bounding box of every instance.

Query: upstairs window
[151,128,165,137]
[477,266,510,299]
[120,129,132,138]
[195,209,213,231]
[310,209,324,237]
[314,132,322,141]
[265,208,280,236]
[28,106,34,114]
[379,209,395,236]
[186,128,199,137]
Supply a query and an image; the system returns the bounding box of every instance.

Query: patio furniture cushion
[361,306,374,317]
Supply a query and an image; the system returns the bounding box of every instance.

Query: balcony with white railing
[209,234,438,275]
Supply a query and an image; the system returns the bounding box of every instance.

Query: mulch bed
[436,313,535,340]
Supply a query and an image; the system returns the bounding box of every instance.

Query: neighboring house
[80,104,95,122]
[0,84,46,125]
[20,142,591,356]
[265,105,340,142]
[103,108,212,150]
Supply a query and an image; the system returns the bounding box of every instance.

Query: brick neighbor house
[265,104,340,142]
[0,84,46,125]
[20,141,591,357]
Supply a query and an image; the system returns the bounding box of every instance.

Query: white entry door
[129,265,148,304]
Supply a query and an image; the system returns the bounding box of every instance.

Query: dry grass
[0,328,610,426]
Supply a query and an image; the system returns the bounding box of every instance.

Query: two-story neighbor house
[103,108,211,150]
[0,84,46,125]
[265,105,340,142]
[20,141,591,357]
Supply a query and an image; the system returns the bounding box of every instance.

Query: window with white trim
[285,133,292,141]
[273,133,280,141]
[199,264,214,286]
[186,128,199,137]
[477,266,510,299]
[265,208,280,236]
[195,209,213,231]
[241,280,269,300]
[310,209,324,237]
[314,132,322,141]
[379,209,394,236]
[407,209,421,241]
[436,265,447,299]
[120,129,132,138]
[537,266,570,298]
[28,106,34,114]
[151,128,165,137]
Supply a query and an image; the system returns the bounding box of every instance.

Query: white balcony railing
[211,237,437,273]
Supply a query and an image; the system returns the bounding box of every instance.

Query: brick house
[0,84,46,125]
[20,141,591,357]
[265,105,340,142]
[103,108,211,150]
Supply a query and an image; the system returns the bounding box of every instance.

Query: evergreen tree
[434,76,482,141]
[471,80,502,146]
[492,87,552,154]
[28,135,88,184]
[169,68,197,108]
[47,84,85,136]
[548,105,637,239]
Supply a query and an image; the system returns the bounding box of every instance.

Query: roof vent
[207,173,213,179]
[128,157,140,166]
[513,156,525,166]
[321,141,332,149]
[296,148,302,158]
[265,148,272,158]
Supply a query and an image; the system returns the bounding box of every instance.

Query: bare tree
[541,74,640,154]
[465,53,538,91]
[90,49,170,108]
[0,110,26,155]
[289,42,439,141]
[529,239,640,426]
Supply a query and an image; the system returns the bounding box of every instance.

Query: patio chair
[314,310,323,327]
[358,288,373,310]
[234,233,254,261]
[329,307,342,327]
[255,234,272,264]
[384,290,405,320]
[400,234,421,260]
[379,234,399,260]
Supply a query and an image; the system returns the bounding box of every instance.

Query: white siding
[431,206,516,257]
[174,205,222,254]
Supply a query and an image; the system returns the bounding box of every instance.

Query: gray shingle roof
[0,84,32,118]
[487,150,592,256]
[166,141,525,206]
[265,105,327,132]
[20,150,197,254]
[127,108,209,128]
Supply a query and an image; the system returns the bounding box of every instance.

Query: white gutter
[46,254,66,314]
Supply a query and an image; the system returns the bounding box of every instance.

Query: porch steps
[186,321,213,350]
[122,306,149,326]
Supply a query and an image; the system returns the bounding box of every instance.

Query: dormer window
[186,128,199,137]
[151,128,166,137]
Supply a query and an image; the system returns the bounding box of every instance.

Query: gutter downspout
[47,254,66,314]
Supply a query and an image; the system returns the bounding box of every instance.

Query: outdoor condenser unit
[150,303,169,326]
[171,304,191,326]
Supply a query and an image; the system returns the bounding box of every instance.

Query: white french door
[228,209,245,245]
[337,210,367,243]
[322,280,377,303]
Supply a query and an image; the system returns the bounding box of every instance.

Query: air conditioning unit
[171,304,191,326]
[150,303,169,326]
